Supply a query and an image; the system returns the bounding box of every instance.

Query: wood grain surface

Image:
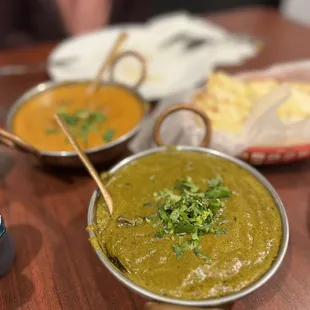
[0,6,310,310]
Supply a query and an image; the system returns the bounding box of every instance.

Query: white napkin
[49,12,260,99]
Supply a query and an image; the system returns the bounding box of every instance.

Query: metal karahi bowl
[87,146,289,308]
[0,51,148,168]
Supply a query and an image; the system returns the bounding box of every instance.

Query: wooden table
[0,6,309,310]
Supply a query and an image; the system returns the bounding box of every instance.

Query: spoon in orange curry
[55,114,113,216]
[53,31,136,216]
[87,31,128,95]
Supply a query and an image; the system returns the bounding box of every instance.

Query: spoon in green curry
[55,113,113,216]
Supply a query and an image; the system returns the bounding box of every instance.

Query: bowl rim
[87,146,289,307]
[6,80,146,158]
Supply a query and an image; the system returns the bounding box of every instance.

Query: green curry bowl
[87,146,289,308]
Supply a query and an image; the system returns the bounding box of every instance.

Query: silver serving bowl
[0,51,148,168]
[0,80,146,168]
[87,146,289,308]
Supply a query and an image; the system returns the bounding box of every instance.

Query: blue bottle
[0,215,14,277]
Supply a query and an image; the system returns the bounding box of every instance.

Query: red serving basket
[233,61,310,165]
[241,144,310,165]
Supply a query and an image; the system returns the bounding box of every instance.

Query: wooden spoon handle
[109,50,147,90]
[55,114,113,216]
[88,31,128,94]
[153,104,212,147]
[0,128,40,157]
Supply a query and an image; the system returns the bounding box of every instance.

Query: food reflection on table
[91,149,282,300]
[11,83,144,152]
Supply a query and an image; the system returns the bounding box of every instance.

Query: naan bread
[192,72,310,133]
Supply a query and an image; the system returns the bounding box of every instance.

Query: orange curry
[12,83,144,152]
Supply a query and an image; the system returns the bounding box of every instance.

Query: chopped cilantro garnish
[173,244,183,260]
[145,214,158,222]
[207,175,223,188]
[194,248,210,263]
[102,128,115,143]
[205,186,232,198]
[45,128,57,135]
[144,176,232,261]
[155,229,165,238]
[47,107,107,145]
[212,227,227,236]
[152,220,162,228]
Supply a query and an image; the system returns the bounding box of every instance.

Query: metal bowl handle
[153,104,212,147]
[0,128,40,158]
[109,50,147,90]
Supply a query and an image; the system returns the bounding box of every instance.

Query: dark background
[111,0,281,23]
[1,0,281,49]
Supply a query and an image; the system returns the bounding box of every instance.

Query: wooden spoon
[87,31,128,95]
[55,113,113,216]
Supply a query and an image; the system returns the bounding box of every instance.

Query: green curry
[93,150,282,300]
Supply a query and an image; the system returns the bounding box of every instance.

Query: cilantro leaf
[102,128,115,143]
[75,109,92,119]
[155,229,165,238]
[191,231,199,240]
[212,227,227,236]
[173,244,183,260]
[174,222,196,234]
[174,177,200,193]
[56,108,107,144]
[205,186,232,198]
[45,128,57,135]
[207,175,223,188]
[145,214,158,223]
[152,220,162,227]
[141,175,232,260]
[170,210,180,223]
[194,248,210,263]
